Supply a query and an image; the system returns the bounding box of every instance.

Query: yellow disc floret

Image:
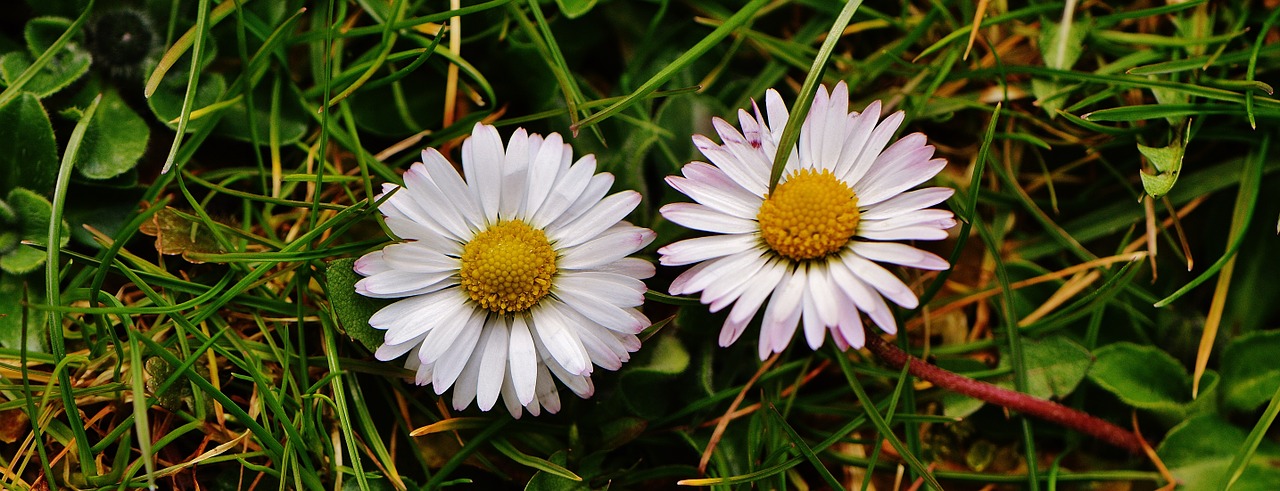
[757,168,860,261]
[459,220,557,314]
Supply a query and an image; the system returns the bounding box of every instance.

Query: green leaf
[1019,335,1093,399]
[1221,331,1280,412]
[619,334,690,418]
[76,88,150,179]
[147,71,227,132]
[1158,414,1280,491]
[214,80,308,145]
[524,451,592,491]
[0,273,47,352]
[1137,123,1189,198]
[324,257,388,352]
[555,0,597,19]
[1087,342,1218,424]
[0,93,58,194]
[940,336,1091,418]
[0,188,68,275]
[0,17,91,98]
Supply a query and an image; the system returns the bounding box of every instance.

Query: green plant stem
[863,330,1144,455]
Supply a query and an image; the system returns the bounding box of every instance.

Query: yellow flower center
[757,168,860,261]
[459,220,557,314]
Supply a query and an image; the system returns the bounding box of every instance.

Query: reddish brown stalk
[863,331,1144,455]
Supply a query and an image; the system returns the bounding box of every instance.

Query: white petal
[657,234,758,267]
[841,251,919,309]
[558,227,655,271]
[415,300,483,363]
[530,304,591,376]
[692,133,768,196]
[597,257,656,279]
[799,85,830,170]
[860,187,955,220]
[431,310,485,393]
[665,164,761,219]
[406,158,479,240]
[522,132,568,220]
[501,376,524,418]
[508,316,538,405]
[555,271,646,307]
[660,203,758,234]
[450,342,483,410]
[381,242,458,273]
[555,286,648,334]
[806,264,840,329]
[545,358,593,397]
[851,241,950,270]
[827,257,897,333]
[833,100,882,179]
[462,123,504,224]
[531,155,596,228]
[549,173,613,229]
[355,270,453,298]
[668,249,765,295]
[353,251,392,276]
[758,268,804,359]
[859,224,953,241]
[371,291,465,344]
[374,333,425,361]
[842,109,906,187]
[500,129,531,219]
[833,296,865,349]
[476,321,509,411]
[548,191,641,249]
[534,363,563,413]
[855,152,946,207]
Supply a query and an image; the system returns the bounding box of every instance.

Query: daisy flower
[355,123,656,418]
[658,82,956,359]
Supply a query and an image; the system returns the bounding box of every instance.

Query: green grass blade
[766,405,843,490]
[767,0,864,192]
[0,0,95,107]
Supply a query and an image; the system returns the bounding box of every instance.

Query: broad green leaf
[147,71,227,132]
[1087,342,1218,424]
[555,0,598,19]
[1158,415,1280,491]
[1221,331,1280,412]
[76,88,150,179]
[0,93,58,194]
[0,17,91,99]
[940,336,1092,418]
[619,334,690,418]
[214,80,308,145]
[324,257,389,353]
[0,188,67,275]
[0,273,47,352]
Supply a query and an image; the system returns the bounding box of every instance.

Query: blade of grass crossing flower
[48,93,103,481]
[1246,7,1280,128]
[832,346,942,491]
[768,0,864,192]
[1154,133,1265,307]
[766,405,843,490]
[0,1,95,107]
[1222,384,1280,491]
[322,318,370,490]
[158,0,211,174]
[572,0,770,132]
[919,103,999,307]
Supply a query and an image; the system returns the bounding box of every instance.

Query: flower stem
[863,331,1144,454]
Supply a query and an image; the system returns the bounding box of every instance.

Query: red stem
[863,331,1144,455]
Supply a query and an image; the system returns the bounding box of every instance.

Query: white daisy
[355,123,656,418]
[658,82,956,359]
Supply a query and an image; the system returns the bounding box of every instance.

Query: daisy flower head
[355,123,656,418]
[658,82,956,359]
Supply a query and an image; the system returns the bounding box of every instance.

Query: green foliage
[0,0,1278,489]
[0,94,58,194]
[1088,342,1219,425]
[324,257,389,352]
[1221,331,1280,413]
